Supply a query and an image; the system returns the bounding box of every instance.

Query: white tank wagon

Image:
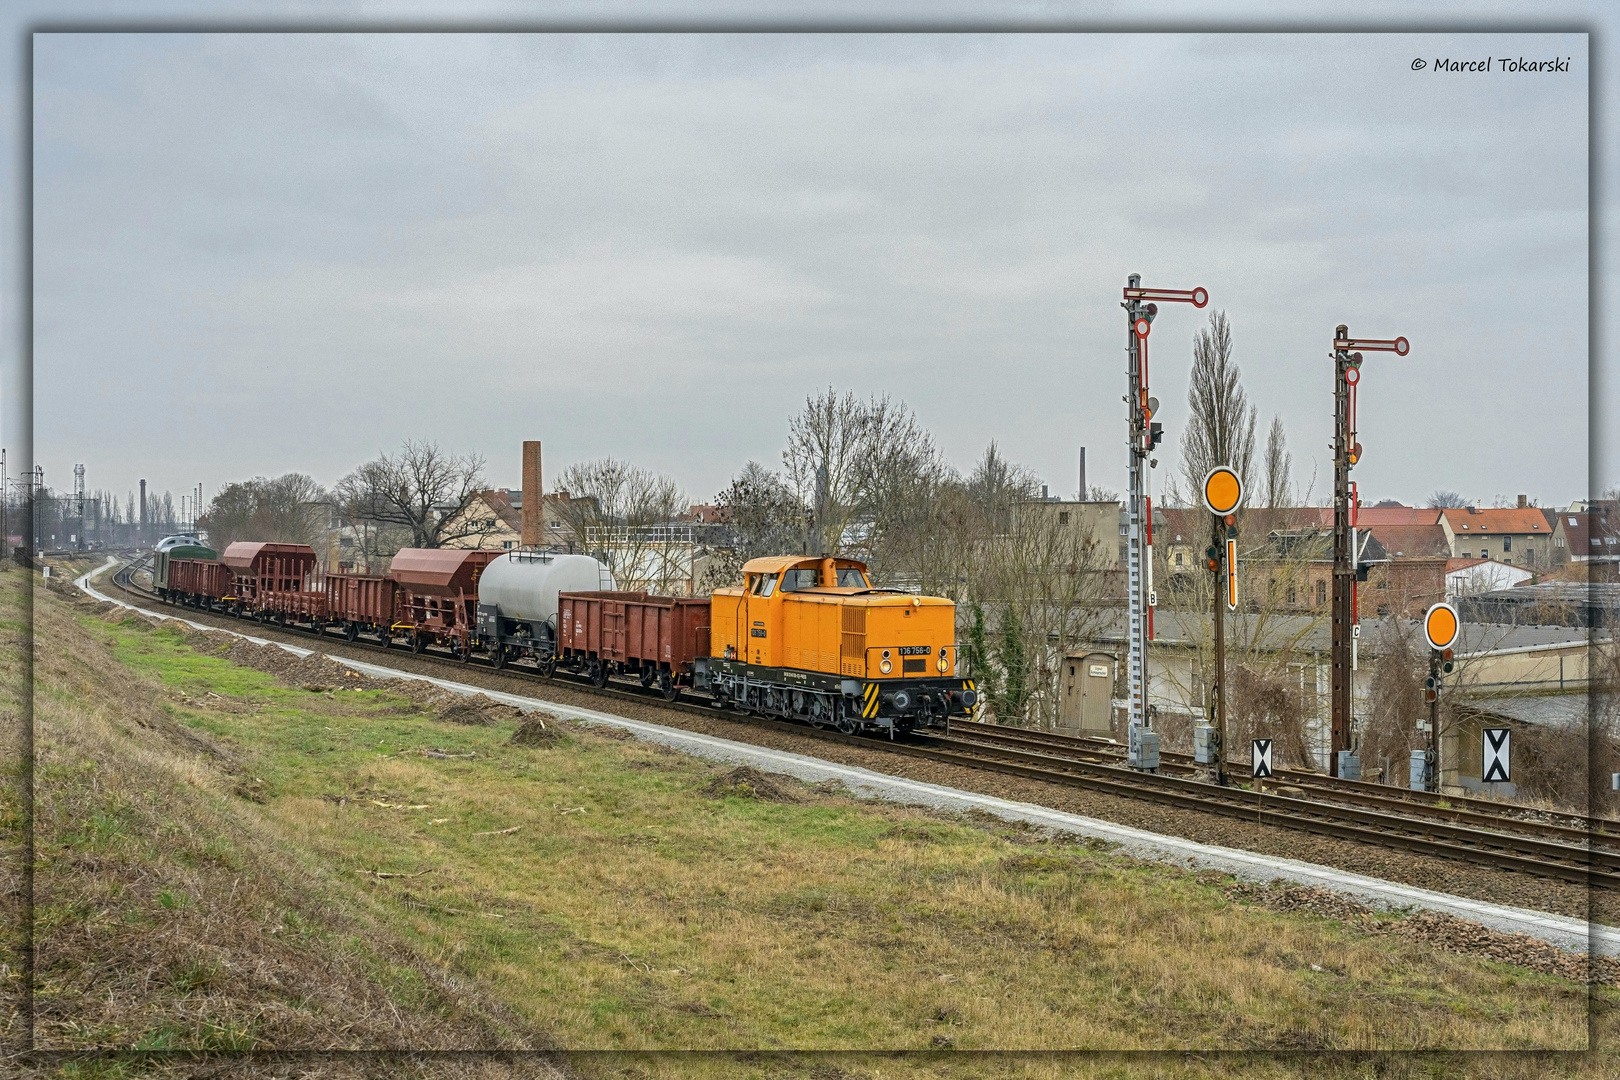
[473,550,614,671]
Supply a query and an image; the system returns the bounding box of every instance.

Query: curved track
[104,555,1616,889]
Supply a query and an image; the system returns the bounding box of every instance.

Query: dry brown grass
[0,566,568,1078]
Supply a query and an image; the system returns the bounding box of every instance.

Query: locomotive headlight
[937,648,949,673]
[880,659,893,674]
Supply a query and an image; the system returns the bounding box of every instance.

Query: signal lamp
[1425,689,1437,703]
[1443,661,1454,674]
[1442,648,1453,660]
[1143,303,1158,319]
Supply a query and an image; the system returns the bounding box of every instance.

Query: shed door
[1079,657,1113,732]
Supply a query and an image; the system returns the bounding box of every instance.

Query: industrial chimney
[1078,447,1087,501]
[139,479,147,544]
[521,441,543,547]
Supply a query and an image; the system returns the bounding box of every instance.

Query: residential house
[1552,504,1619,577]
[1439,505,1554,568]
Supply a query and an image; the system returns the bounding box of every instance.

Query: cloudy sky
[20,18,1598,514]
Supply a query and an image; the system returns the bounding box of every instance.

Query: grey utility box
[1410,750,1430,791]
[1192,724,1215,764]
[1336,751,1361,782]
[1132,729,1161,770]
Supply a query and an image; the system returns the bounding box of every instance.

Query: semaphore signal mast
[1121,275,1207,771]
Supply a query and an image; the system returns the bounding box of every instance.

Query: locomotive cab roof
[734,555,939,600]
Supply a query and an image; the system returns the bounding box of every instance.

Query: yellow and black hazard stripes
[862,682,881,718]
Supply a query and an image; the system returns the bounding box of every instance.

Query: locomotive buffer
[1120,276,1207,770]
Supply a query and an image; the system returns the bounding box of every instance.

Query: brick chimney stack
[521,441,542,547]
[1517,493,1527,508]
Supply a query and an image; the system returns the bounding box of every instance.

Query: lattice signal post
[1329,327,1409,775]
[1121,277,1208,770]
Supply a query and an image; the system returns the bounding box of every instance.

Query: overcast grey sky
[12,11,1605,514]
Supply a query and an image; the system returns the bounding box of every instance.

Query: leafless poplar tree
[336,440,490,550]
[1178,310,1256,512]
[1262,414,1293,510]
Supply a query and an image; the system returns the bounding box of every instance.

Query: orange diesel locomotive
[700,555,977,735]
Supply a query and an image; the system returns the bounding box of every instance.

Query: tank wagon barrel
[473,549,615,670]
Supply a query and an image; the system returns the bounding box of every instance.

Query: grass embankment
[6,565,1620,1078]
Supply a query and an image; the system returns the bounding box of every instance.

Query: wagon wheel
[590,661,609,689]
[538,656,557,679]
[492,644,508,670]
[345,622,359,643]
[660,672,679,703]
[457,640,472,664]
[411,631,427,654]
[639,668,656,689]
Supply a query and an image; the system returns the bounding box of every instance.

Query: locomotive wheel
[660,672,679,703]
[590,662,609,689]
[345,622,359,643]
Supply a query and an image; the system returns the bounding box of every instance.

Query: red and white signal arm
[1134,318,1151,338]
[1423,602,1461,651]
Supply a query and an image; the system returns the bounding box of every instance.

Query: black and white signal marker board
[1483,728,1511,783]
[1252,739,1273,779]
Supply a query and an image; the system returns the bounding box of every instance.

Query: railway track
[102,556,1617,890]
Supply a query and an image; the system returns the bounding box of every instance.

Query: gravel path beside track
[80,558,1610,933]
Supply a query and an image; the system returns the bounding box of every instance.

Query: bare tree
[699,462,807,592]
[965,441,1041,535]
[1262,414,1293,510]
[555,457,689,592]
[1427,490,1469,509]
[336,440,490,550]
[205,473,328,554]
[783,388,952,576]
[1178,310,1256,512]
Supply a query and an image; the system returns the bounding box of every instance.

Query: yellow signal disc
[1202,466,1242,516]
[1424,603,1459,650]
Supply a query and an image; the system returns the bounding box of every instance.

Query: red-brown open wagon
[557,590,710,699]
[166,558,233,608]
[323,573,398,642]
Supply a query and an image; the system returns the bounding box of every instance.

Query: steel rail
[921,731,1620,880]
[104,560,1616,889]
[952,720,1617,835]
[946,722,1620,853]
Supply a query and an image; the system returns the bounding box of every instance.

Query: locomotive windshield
[780,568,819,592]
[836,567,868,588]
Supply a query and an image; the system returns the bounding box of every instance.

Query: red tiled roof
[1440,507,1550,535]
[1563,510,1620,558]
[1366,523,1451,558]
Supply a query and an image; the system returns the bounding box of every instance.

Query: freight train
[152,542,978,735]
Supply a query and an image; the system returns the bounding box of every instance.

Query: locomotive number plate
[898,646,931,656]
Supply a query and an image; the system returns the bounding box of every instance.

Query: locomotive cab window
[759,576,777,597]
[836,567,868,588]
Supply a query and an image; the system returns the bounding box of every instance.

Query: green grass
[62,602,1608,1059]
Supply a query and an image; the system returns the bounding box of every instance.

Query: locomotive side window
[837,567,868,588]
[747,574,764,595]
[759,576,777,597]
